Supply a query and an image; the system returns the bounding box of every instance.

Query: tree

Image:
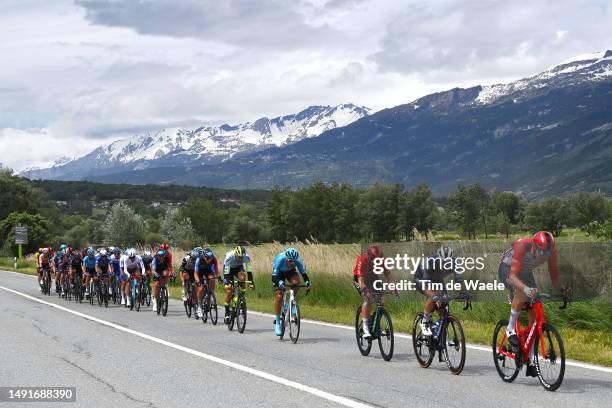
[358,183,402,242]
[447,185,480,239]
[567,192,609,229]
[181,198,225,243]
[226,204,269,243]
[402,184,438,240]
[102,202,146,247]
[524,197,571,236]
[161,207,197,248]
[0,171,58,221]
[0,212,51,255]
[491,191,521,238]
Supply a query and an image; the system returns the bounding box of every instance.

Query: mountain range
[23,51,612,197]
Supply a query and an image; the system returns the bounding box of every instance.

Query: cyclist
[38,248,53,291]
[272,247,311,336]
[222,246,255,324]
[95,249,112,296]
[160,243,174,275]
[56,245,71,297]
[195,247,218,319]
[82,248,97,298]
[142,250,154,294]
[151,249,174,311]
[179,248,198,304]
[69,247,84,292]
[109,247,125,305]
[414,246,468,336]
[498,230,570,377]
[353,245,398,339]
[53,244,68,294]
[122,248,145,308]
[35,247,43,290]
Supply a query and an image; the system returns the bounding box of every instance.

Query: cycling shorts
[498,263,537,301]
[273,268,299,289]
[223,265,244,285]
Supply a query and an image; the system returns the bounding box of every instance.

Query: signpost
[15,226,28,261]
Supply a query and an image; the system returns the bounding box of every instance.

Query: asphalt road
[1,271,610,408]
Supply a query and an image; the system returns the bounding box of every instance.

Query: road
[0,271,610,408]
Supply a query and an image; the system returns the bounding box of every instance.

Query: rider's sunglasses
[286,259,295,265]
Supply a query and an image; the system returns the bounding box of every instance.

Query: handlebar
[530,293,571,309]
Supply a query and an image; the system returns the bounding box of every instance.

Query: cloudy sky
[1,0,611,171]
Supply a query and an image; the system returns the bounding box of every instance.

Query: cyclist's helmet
[112,247,121,255]
[533,231,554,253]
[285,247,299,261]
[156,249,166,257]
[437,245,453,259]
[203,248,214,260]
[87,248,94,257]
[367,245,384,259]
[42,248,49,254]
[127,248,136,258]
[60,244,68,252]
[160,243,169,251]
[99,249,108,256]
[234,245,246,259]
[191,247,202,257]
[143,250,152,257]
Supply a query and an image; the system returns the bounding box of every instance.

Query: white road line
[4,271,612,374]
[0,285,372,408]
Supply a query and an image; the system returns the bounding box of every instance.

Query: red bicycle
[492,293,570,391]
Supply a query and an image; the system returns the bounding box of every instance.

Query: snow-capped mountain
[22,104,369,180]
[84,50,612,197]
[474,50,612,105]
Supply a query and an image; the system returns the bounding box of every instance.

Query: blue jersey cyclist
[195,247,218,319]
[222,246,256,323]
[95,249,112,296]
[82,248,97,298]
[272,247,311,336]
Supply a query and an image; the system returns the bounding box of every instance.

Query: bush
[102,202,146,247]
[0,212,51,255]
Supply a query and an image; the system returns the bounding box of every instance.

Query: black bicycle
[73,272,84,303]
[183,279,198,319]
[201,279,218,325]
[141,274,152,307]
[41,267,52,296]
[62,273,72,301]
[227,278,252,333]
[412,295,471,375]
[156,274,173,317]
[111,275,121,305]
[355,291,395,361]
[98,274,109,308]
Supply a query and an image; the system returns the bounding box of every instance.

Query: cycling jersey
[353,252,389,290]
[83,255,96,269]
[272,252,308,286]
[152,255,170,274]
[223,250,253,284]
[70,253,83,271]
[142,255,153,272]
[195,256,218,276]
[96,255,110,274]
[123,255,144,275]
[110,255,122,276]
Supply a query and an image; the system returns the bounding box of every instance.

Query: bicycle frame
[497,301,547,363]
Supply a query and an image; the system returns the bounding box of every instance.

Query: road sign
[15,226,28,245]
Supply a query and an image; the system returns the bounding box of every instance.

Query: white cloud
[1,0,610,170]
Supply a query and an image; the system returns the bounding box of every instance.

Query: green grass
[2,262,610,367]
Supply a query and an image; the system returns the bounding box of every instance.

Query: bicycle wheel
[355,306,372,356]
[161,287,169,317]
[135,284,141,312]
[492,319,521,383]
[412,313,435,368]
[97,283,103,307]
[377,308,394,361]
[210,294,218,325]
[289,299,301,343]
[89,281,95,306]
[237,297,247,334]
[228,306,236,331]
[156,294,161,315]
[184,298,192,318]
[534,323,565,391]
[442,315,466,375]
[66,280,71,301]
[103,283,108,308]
[145,282,151,306]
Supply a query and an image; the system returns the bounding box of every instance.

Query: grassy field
[2,236,611,367]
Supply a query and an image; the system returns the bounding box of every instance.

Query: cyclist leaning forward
[222,246,255,324]
[498,231,570,377]
[352,245,398,339]
[195,248,218,319]
[122,248,145,308]
[83,248,97,298]
[414,246,469,336]
[151,249,174,311]
[272,248,311,336]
